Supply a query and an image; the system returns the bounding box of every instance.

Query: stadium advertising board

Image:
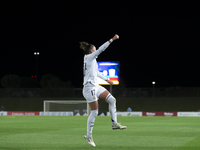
[178,112,200,117]
[3,111,200,117]
[0,112,7,116]
[97,61,119,85]
[107,112,142,116]
[7,111,39,116]
[142,112,177,116]
[40,112,73,116]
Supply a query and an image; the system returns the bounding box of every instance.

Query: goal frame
[43,100,90,115]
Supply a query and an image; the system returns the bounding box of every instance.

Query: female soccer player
[80,34,127,147]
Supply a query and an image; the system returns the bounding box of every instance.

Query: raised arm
[89,34,119,59]
[108,34,119,43]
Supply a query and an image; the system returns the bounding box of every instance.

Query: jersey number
[84,63,87,71]
[91,89,95,96]
[83,63,87,76]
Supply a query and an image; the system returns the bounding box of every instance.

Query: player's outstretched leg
[105,93,127,130]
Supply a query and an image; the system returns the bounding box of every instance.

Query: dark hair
[79,42,94,54]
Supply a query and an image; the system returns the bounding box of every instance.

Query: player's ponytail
[79,42,94,54]
[79,42,89,50]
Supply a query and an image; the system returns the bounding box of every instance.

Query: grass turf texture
[0,116,200,150]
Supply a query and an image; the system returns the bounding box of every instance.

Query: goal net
[43,100,90,116]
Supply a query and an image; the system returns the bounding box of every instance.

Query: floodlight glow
[34,52,40,55]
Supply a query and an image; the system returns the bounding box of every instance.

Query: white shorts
[83,83,107,103]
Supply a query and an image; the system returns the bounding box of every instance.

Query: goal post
[43,100,90,116]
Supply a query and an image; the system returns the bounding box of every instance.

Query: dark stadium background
[1,1,199,88]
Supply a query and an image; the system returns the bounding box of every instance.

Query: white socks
[86,94,117,137]
[87,109,98,137]
[106,94,117,124]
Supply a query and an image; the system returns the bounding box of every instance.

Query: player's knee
[105,94,116,105]
[90,109,98,117]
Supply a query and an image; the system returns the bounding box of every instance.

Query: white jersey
[83,41,110,86]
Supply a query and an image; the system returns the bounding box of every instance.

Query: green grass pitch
[0,116,200,150]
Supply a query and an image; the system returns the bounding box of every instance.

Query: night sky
[1,1,199,88]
